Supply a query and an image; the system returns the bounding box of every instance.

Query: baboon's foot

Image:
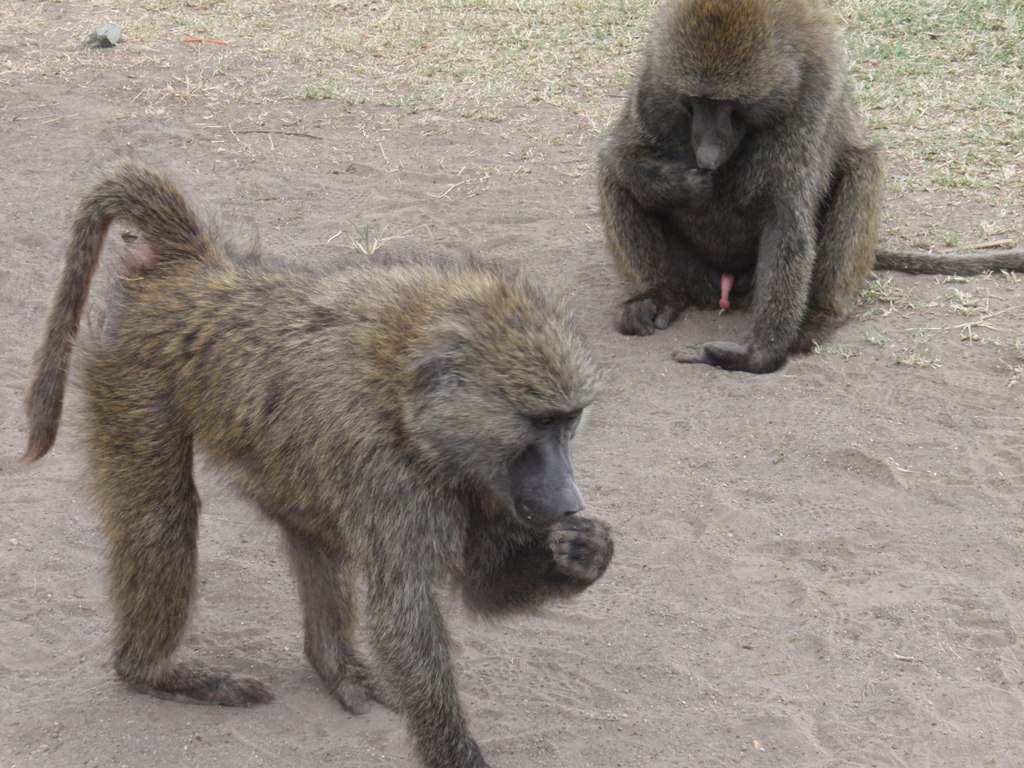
[120,661,274,706]
[793,308,843,353]
[316,653,398,715]
[618,291,682,336]
[331,667,391,715]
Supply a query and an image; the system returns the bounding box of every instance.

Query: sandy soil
[2,15,1024,768]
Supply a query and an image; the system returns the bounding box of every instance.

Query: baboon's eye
[530,410,581,429]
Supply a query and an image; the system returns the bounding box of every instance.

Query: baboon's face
[635,79,754,170]
[508,410,585,528]
[405,380,589,530]
[403,334,593,529]
[686,96,747,172]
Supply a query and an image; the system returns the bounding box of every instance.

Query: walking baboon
[22,161,613,768]
[598,0,1024,373]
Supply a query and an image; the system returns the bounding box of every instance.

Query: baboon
[22,161,613,768]
[598,0,1024,374]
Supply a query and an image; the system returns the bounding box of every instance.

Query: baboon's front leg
[367,563,489,768]
[283,528,392,714]
[674,208,816,373]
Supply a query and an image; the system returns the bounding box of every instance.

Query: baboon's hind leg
[601,178,688,335]
[283,528,394,714]
[800,143,883,350]
[90,382,271,706]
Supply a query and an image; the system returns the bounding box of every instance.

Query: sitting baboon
[22,161,614,768]
[598,0,1023,373]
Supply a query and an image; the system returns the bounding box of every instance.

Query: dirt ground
[2,7,1024,768]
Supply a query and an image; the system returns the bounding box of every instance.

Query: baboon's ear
[407,333,466,394]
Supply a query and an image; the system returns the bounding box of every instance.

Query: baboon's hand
[548,517,614,584]
[681,168,713,208]
[619,290,682,336]
[672,341,785,374]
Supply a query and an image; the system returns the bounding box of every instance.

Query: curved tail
[22,161,210,462]
[875,249,1024,276]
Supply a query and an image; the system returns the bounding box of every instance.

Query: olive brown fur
[22,161,613,768]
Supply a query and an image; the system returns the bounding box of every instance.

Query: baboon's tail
[21,161,209,463]
[875,249,1024,276]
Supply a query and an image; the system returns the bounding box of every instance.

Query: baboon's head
[402,270,597,529]
[639,0,821,169]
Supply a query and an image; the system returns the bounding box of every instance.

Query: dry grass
[840,0,1022,194]
[858,274,917,314]
[0,0,1020,233]
[342,223,406,256]
[839,0,1022,245]
[857,275,1024,372]
[895,337,942,368]
[811,341,861,359]
[0,0,650,128]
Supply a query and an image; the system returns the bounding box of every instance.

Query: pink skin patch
[117,236,160,279]
[719,272,735,311]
